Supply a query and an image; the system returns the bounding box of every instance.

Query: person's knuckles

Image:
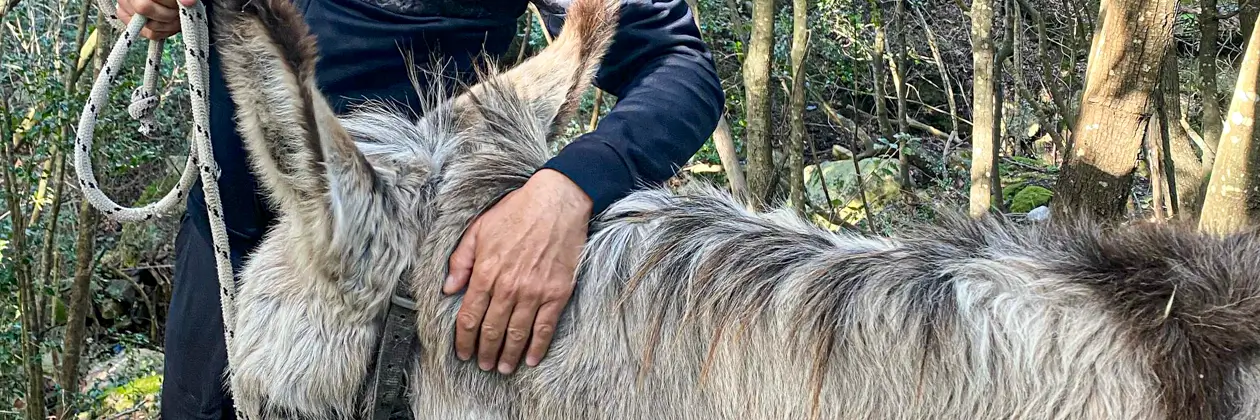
[456,311,480,332]
[505,326,530,344]
[479,323,503,343]
[132,0,162,17]
[537,320,556,337]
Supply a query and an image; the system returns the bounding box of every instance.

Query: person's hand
[443,169,592,375]
[116,0,197,40]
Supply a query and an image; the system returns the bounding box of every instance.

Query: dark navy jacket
[186,0,725,251]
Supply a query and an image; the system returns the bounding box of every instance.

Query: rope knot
[128,87,160,137]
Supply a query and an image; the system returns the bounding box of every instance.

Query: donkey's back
[426,186,1260,419]
[205,0,1260,416]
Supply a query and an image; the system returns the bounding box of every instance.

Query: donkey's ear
[453,0,620,138]
[211,0,378,223]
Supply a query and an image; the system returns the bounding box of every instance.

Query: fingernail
[479,360,494,371]
[442,275,455,292]
[526,356,539,367]
[456,351,468,361]
[498,362,514,375]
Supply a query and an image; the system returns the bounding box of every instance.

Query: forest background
[2,0,1259,417]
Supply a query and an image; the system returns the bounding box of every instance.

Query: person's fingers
[444,224,478,295]
[150,0,180,9]
[525,299,565,367]
[177,0,198,7]
[453,262,493,362]
[116,3,135,25]
[476,281,517,371]
[146,20,180,33]
[129,0,179,23]
[496,295,539,374]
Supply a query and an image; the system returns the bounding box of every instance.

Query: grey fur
[210,0,1260,417]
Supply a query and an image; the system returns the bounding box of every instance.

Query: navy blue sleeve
[532,0,725,215]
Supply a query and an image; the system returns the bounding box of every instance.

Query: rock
[1026,206,1051,222]
[1010,185,1053,213]
[80,348,164,419]
[80,347,163,394]
[802,157,902,226]
[831,145,854,160]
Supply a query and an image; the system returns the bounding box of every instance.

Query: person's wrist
[533,168,593,216]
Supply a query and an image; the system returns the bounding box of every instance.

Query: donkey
[210,0,1260,417]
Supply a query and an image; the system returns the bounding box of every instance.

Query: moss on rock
[1010,185,1053,213]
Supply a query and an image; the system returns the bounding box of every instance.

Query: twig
[110,266,159,339]
[1001,156,1051,173]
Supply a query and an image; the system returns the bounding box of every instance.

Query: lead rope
[74,3,245,418]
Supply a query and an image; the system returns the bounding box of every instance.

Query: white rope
[74,2,245,418]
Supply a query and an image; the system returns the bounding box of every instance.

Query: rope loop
[73,2,246,418]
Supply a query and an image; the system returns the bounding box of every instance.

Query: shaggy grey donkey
[211,0,1260,417]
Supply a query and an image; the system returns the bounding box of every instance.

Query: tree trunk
[968,0,1000,217]
[39,0,94,381]
[60,11,108,401]
[742,0,776,208]
[711,118,750,205]
[0,11,46,418]
[1199,0,1223,169]
[1156,48,1205,221]
[1243,1,1259,53]
[892,0,911,190]
[1051,0,1177,220]
[915,5,959,138]
[3,138,47,420]
[683,0,750,205]
[1199,19,1260,235]
[787,0,809,214]
[1145,115,1168,219]
[869,2,895,142]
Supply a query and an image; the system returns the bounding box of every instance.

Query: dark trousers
[160,0,521,417]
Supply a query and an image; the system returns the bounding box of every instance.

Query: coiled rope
[74,2,244,417]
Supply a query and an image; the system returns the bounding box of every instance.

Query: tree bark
[1243,0,1259,53]
[684,0,750,205]
[891,0,911,190]
[914,5,960,139]
[1145,115,1168,219]
[1199,18,1260,235]
[787,0,809,214]
[869,1,895,142]
[968,0,1000,217]
[60,10,108,401]
[0,5,46,417]
[711,117,750,205]
[3,126,47,420]
[742,0,776,208]
[1156,48,1205,221]
[39,0,94,368]
[1051,0,1177,220]
[1199,0,1223,169]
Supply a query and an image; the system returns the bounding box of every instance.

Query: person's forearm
[533,0,725,215]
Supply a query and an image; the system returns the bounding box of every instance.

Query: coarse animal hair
[209,0,1260,418]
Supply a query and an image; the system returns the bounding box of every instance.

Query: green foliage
[1010,186,1053,213]
[102,374,161,413]
[0,0,193,407]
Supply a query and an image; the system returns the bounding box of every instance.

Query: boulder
[802,157,902,226]
[79,347,164,419]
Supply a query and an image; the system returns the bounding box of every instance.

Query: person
[114,0,723,417]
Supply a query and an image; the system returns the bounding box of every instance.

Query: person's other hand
[116,0,197,40]
[443,169,592,375]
